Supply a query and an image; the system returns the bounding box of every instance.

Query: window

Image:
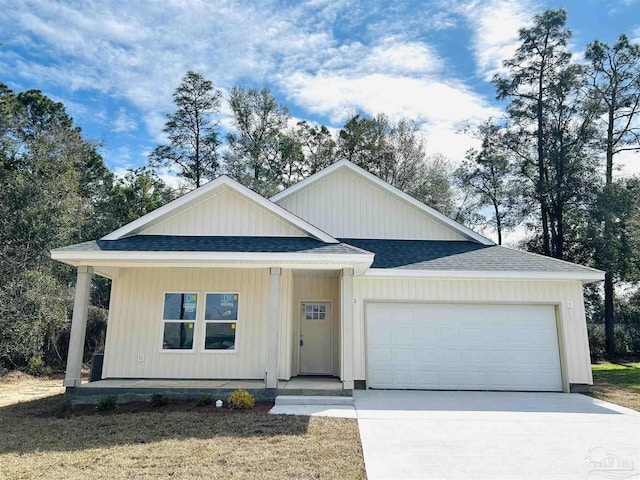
[204,293,238,350]
[305,304,325,320]
[162,293,197,350]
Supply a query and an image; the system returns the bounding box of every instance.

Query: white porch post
[266,267,281,388]
[63,266,93,387]
[341,268,354,389]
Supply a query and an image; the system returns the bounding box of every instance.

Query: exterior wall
[291,274,341,377]
[276,169,466,240]
[352,277,593,386]
[141,186,305,237]
[103,267,271,379]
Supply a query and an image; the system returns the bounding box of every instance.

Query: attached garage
[366,302,564,392]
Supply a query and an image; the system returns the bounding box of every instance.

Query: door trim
[297,300,333,375]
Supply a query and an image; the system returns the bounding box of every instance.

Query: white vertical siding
[352,277,593,386]
[141,186,305,237]
[102,267,270,379]
[292,274,341,377]
[276,169,467,240]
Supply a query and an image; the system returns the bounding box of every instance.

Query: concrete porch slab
[269,405,357,418]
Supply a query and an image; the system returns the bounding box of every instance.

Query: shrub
[226,389,255,410]
[56,394,73,418]
[96,395,119,411]
[149,392,170,407]
[197,394,215,406]
[26,356,52,377]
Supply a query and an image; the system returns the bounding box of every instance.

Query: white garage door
[366,303,563,392]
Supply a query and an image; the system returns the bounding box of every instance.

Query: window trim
[159,291,199,353]
[201,291,240,354]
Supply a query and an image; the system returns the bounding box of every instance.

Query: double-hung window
[162,293,198,350]
[204,293,239,350]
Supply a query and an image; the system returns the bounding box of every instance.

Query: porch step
[275,395,354,406]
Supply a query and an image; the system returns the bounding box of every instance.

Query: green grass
[592,363,640,393]
[589,363,640,411]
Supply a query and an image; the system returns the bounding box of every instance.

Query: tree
[494,9,572,256]
[150,71,222,189]
[337,114,392,176]
[586,35,640,358]
[294,121,336,175]
[224,87,291,196]
[336,114,454,214]
[0,84,113,372]
[455,122,520,244]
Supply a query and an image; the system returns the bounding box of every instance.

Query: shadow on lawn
[0,394,311,455]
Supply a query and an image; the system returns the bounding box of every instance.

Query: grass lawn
[590,362,640,412]
[0,374,365,480]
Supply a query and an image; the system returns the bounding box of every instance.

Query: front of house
[52,160,604,394]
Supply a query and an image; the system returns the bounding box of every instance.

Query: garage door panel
[366,303,563,392]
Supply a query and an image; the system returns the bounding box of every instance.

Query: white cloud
[113,108,138,133]
[1,0,505,168]
[458,0,536,80]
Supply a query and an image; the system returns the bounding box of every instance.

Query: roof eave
[364,268,605,283]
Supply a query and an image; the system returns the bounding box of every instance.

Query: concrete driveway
[354,391,640,480]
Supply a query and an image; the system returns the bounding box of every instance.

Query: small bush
[197,394,215,406]
[226,389,255,410]
[149,392,170,407]
[26,357,52,377]
[96,395,119,411]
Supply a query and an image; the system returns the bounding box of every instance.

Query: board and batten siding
[102,267,271,379]
[141,186,305,237]
[276,169,467,240]
[352,277,593,386]
[291,274,341,377]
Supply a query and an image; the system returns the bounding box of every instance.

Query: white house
[51,160,604,394]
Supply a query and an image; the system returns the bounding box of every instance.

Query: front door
[299,302,332,375]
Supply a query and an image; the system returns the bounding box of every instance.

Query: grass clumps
[149,392,171,407]
[96,395,119,411]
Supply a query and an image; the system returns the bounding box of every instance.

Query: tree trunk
[603,98,616,359]
[604,271,615,358]
[537,61,551,256]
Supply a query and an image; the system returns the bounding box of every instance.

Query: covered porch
[52,240,373,397]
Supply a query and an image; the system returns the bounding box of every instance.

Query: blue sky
[2,0,639,184]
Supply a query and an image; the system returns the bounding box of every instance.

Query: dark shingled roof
[55,235,369,255]
[338,239,601,273]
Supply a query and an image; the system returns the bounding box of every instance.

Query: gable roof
[102,175,338,243]
[341,238,604,282]
[271,160,495,246]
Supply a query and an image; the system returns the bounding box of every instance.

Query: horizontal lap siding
[277,170,466,240]
[352,277,592,385]
[103,268,270,379]
[141,187,304,237]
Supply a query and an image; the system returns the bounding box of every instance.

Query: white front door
[299,302,332,375]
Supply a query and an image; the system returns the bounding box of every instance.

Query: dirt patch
[0,372,65,407]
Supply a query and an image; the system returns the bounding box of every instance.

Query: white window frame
[202,292,240,354]
[159,291,199,353]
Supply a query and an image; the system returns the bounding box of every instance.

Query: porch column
[63,266,93,387]
[341,268,354,389]
[266,267,281,388]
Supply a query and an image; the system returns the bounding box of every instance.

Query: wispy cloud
[457,0,536,80]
